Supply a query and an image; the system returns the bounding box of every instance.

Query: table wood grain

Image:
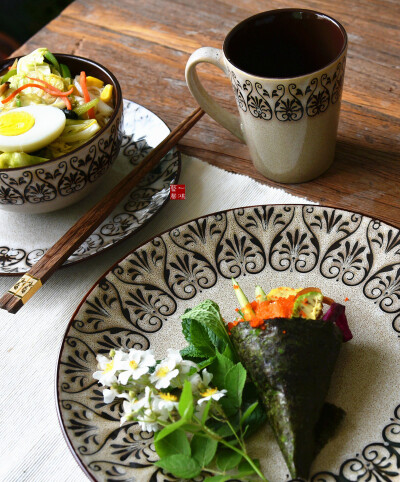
[13,0,400,227]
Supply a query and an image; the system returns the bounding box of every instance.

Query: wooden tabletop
[14,0,400,227]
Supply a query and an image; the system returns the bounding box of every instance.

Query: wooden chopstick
[0,107,204,314]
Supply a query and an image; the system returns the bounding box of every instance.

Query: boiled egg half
[0,105,66,153]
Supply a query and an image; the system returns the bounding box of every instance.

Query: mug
[185,9,347,183]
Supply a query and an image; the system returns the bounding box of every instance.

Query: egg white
[0,105,66,153]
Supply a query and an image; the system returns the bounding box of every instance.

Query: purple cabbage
[322,303,353,342]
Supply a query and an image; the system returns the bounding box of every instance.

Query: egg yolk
[0,112,35,136]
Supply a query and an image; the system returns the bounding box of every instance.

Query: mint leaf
[181,318,193,343]
[154,454,201,479]
[191,434,218,466]
[181,300,231,352]
[189,320,216,357]
[178,380,194,419]
[180,344,205,358]
[221,362,246,416]
[155,417,186,442]
[216,448,243,471]
[154,429,190,458]
[208,351,234,389]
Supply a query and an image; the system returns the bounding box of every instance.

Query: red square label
[170,184,185,200]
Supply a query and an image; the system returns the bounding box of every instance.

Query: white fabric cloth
[0,155,316,482]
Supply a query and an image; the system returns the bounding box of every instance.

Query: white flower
[93,351,127,386]
[120,387,152,426]
[102,387,131,404]
[189,368,213,393]
[150,349,182,389]
[197,387,227,405]
[153,392,179,412]
[118,349,156,385]
[137,408,169,433]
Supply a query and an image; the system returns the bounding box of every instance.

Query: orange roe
[231,295,297,329]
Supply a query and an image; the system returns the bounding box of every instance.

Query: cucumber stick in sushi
[228,279,352,479]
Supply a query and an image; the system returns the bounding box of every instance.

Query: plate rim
[0,99,181,277]
[55,202,399,481]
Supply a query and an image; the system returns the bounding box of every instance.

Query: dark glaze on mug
[224,9,347,78]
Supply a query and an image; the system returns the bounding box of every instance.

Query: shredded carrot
[1,82,73,105]
[1,83,46,104]
[344,297,349,302]
[26,77,73,97]
[79,71,95,119]
[60,95,71,110]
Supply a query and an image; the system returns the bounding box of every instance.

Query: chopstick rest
[0,107,204,314]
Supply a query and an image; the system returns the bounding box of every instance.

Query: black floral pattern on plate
[0,100,180,275]
[57,205,400,482]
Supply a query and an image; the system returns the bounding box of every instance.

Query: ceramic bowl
[0,54,123,214]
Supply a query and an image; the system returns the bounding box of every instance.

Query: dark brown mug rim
[223,8,348,80]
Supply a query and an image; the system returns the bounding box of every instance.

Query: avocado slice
[230,317,342,479]
[292,291,324,320]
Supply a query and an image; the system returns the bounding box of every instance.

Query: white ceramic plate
[0,100,180,275]
[57,205,400,481]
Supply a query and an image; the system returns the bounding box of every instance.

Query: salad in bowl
[0,47,115,168]
[0,47,123,213]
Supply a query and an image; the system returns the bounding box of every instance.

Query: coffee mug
[185,9,347,183]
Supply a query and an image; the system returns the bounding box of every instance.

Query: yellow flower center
[159,392,178,402]
[104,360,114,373]
[156,366,170,378]
[129,360,138,370]
[200,387,218,398]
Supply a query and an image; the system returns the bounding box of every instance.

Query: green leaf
[200,397,213,425]
[240,401,259,426]
[181,300,230,351]
[216,448,243,471]
[189,320,216,357]
[180,343,205,358]
[241,402,267,439]
[197,356,215,370]
[178,380,194,419]
[208,352,234,389]
[154,454,201,479]
[191,434,218,466]
[221,362,247,416]
[222,344,236,362]
[181,318,193,343]
[154,417,186,442]
[204,476,231,482]
[154,429,191,458]
[238,458,258,476]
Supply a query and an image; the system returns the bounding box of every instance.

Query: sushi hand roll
[229,281,352,479]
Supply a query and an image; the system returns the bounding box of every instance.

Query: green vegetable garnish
[59,63,71,78]
[1,69,17,84]
[73,98,99,117]
[44,50,60,73]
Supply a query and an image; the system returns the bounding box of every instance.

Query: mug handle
[185,47,245,142]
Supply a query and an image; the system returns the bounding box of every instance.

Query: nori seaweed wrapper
[230,317,343,479]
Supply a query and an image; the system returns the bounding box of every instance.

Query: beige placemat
[0,155,317,482]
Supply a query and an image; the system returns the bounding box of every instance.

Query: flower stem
[198,422,268,481]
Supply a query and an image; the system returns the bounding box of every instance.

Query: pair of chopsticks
[0,107,204,314]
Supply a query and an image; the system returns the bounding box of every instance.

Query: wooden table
[14,0,400,226]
